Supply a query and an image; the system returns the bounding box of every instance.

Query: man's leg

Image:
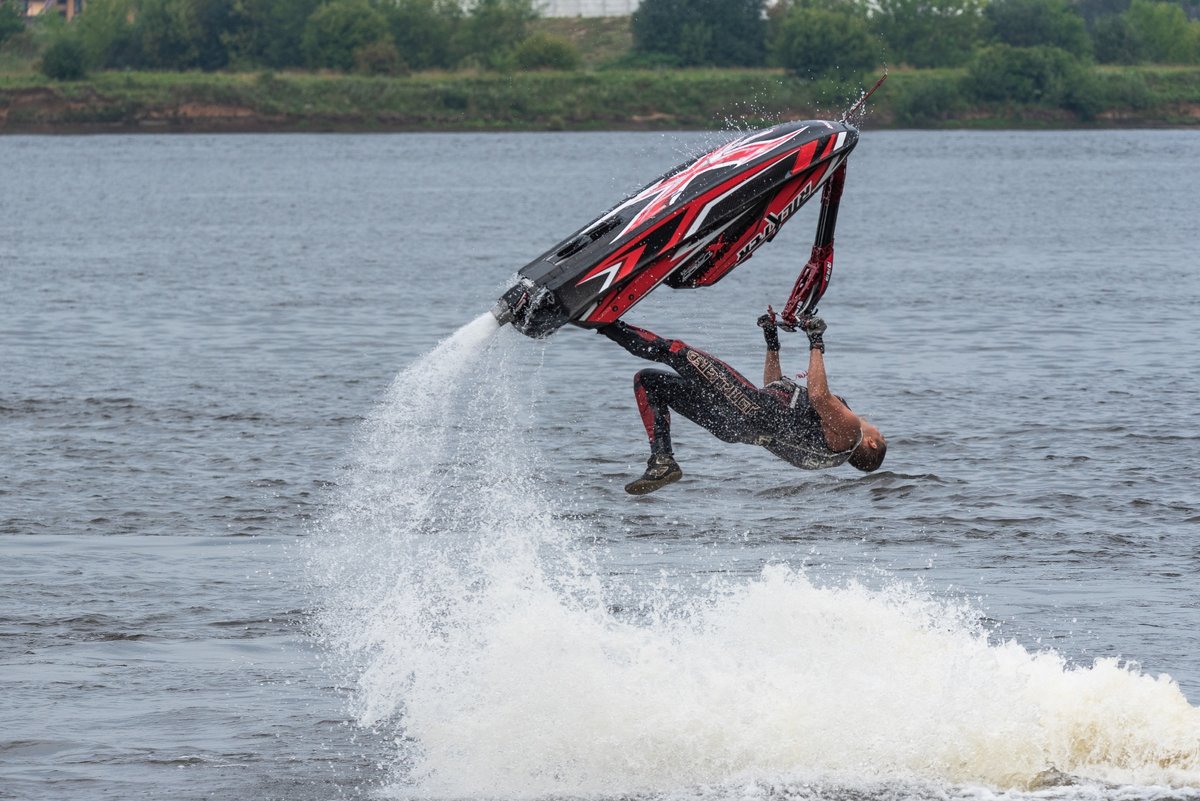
[624,367,767,495]
[600,320,683,364]
[604,321,763,424]
[633,369,679,456]
[635,368,757,450]
[624,368,684,495]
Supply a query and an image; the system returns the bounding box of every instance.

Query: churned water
[2,130,1198,801]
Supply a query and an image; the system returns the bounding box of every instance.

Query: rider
[600,310,886,494]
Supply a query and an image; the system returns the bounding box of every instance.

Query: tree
[226,0,324,68]
[76,0,142,69]
[1074,0,1133,27]
[189,0,237,70]
[769,3,877,79]
[380,0,461,71]
[985,0,1093,58]
[135,0,203,70]
[632,0,767,67]
[302,0,390,71]
[1123,0,1200,62]
[453,0,537,69]
[0,1,25,48]
[1092,13,1143,62]
[873,0,985,68]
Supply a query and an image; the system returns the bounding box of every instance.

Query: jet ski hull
[493,120,859,338]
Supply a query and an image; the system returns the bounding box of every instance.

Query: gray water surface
[2,130,1198,800]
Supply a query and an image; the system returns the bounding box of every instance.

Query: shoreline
[3,67,1199,134]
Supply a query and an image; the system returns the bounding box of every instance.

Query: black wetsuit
[602,322,857,471]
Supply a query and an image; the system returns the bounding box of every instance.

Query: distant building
[18,0,619,23]
[22,0,85,21]
[18,0,637,23]
[538,0,639,16]
[21,0,85,20]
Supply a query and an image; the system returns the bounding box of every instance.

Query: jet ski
[491,119,858,338]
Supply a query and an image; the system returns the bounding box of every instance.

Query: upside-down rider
[600,310,886,494]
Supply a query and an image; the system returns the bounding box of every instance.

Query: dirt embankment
[0,85,295,133]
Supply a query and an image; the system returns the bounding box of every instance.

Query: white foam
[311,314,1200,800]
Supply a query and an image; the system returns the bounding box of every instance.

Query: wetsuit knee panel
[634,368,684,397]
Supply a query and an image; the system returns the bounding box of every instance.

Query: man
[600,310,886,494]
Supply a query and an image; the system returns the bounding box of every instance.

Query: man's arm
[763,349,783,386]
[758,309,783,386]
[800,317,861,452]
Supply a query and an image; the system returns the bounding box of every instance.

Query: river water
[1,129,1198,801]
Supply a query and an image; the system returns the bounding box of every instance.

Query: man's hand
[757,306,780,352]
[799,314,826,352]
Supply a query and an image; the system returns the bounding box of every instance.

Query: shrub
[893,74,969,125]
[354,39,405,75]
[1062,70,1105,119]
[965,43,1104,117]
[602,50,682,69]
[512,32,581,71]
[1096,69,1154,110]
[769,5,878,81]
[966,44,1077,103]
[41,36,88,80]
[440,87,469,109]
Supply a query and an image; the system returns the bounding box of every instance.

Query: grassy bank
[2,65,1199,133]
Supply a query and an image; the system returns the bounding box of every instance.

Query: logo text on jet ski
[733,176,825,266]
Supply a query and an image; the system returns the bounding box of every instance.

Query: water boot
[624,453,683,495]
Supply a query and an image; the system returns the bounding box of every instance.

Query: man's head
[848,420,886,473]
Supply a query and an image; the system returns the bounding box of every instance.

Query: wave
[309,314,1200,799]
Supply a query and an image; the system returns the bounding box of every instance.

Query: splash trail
[311,315,1200,800]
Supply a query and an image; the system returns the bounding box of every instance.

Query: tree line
[5,0,1200,83]
[633,0,1200,71]
[10,0,582,78]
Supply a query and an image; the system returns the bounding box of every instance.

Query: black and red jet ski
[491,119,858,338]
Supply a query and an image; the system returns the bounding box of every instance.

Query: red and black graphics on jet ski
[491,119,858,338]
[581,124,824,258]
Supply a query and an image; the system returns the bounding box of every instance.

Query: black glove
[757,308,780,352]
[799,315,826,352]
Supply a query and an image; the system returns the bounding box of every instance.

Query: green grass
[3,64,1200,132]
[6,9,1200,131]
